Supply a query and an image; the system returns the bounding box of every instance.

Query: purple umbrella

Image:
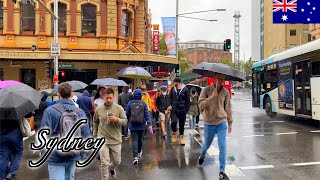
[0,80,23,89]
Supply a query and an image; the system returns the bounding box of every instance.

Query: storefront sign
[58,64,74,69]
[153,31,160,54]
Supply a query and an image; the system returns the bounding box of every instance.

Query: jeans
[131,130,144,158]
[201,122,228,172]
[171,111,187,135]
[189,115,196,129]
[48,161,76,180]
[0,128,23,179]
[122,125,128,137]
[196,114,200,124]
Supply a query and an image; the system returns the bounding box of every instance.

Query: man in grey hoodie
[118,86,133,138]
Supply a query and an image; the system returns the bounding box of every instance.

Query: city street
[17,91,320,180]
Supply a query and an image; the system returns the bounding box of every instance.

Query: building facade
[252,0,310,61]
[309,24,320,40]
[179,40,224,51]
[0,0,177,90]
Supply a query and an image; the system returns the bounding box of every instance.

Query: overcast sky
[148,0,251,62]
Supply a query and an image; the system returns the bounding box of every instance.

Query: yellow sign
[153,24,160,31]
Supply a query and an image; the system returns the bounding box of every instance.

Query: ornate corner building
[0,0,177,90]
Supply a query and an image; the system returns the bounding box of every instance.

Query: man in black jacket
[156,86,170,139]
[167,77,190,145]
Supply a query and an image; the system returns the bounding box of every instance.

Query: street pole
[53,0,59,85]
[176,0,179,74]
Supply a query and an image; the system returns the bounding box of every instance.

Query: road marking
[269,121,285,123]
[275,132,298,135]
[226,165,245,177]
[310,130,320,133]
[23,130,35,141]
[242,135,265,138]
[238,165,274,170]
[207,145,219,156]
[238,122,261,125]
[291,162,320,166]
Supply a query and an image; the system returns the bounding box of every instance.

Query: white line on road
[291,162,320,166]
[237,122,261,125]
[275,132,298,135]
[238,165,274,170]
[242,135,265,138]
[310,130,320,133]
[269,121,285,123]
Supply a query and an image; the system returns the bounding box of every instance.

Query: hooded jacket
[126,89,152,131]
[169,85,190,114]
[76,90,93,116]
[141,91,152,112]
[156,93,170,114]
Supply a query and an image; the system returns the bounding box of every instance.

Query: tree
[222,59,236,68]
[159,33,168,56]
[240,58,253,76]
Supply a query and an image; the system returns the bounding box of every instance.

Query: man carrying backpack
[197,73,233,180]
[93,88,127,180]
[126,89,153,165]
[40,83,91,180]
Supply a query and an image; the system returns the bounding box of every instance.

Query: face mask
[162,92,167,96]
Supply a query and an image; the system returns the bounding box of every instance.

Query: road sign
[53,75,58,83]
[50,43,61,56]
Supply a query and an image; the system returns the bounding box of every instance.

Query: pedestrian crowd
[0,74,232,180]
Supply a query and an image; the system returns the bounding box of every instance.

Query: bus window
[266,69,277,90]
[312,61,320,76]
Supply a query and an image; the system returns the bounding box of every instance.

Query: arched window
[51,2,67,35]
[122,11,129,37]
[21,2,35,34]
[82,4,96,36]
[0,1,3,31]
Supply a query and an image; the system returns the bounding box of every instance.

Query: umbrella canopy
[53,80,88,93]
[0,84,42,120]
[40,88,54,94]
[186,84,202,94]
[192,62,245,82]
[116,66,152,79]
[91,78,128,86]
[0,80,23,89]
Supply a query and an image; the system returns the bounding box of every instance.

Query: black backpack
[129,100,145,124]
[51,105,83,158]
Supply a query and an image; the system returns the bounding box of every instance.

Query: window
[290,29,296,36]
[303,29,309,36]
[0,1,3,31]
[51,3,66,35]
[122,11,130,37]
[266,69,278,90]
[273,48,277,54]
[82,4,96,36]
[21,2,35,33]
[0,68,3,81]
[312,61,320,76]
[289,44,296,48]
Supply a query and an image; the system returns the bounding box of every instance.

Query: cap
[173,77,181,83]
[141,85,147,90]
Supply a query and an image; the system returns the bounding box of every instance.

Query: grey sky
[148,0,252,62]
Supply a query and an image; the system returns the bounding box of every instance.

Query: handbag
[19,117,32,137]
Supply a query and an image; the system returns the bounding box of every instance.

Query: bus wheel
[265,98,277,118]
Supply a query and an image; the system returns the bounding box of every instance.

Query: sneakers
[125,136,129,140]
[133,157,139,164]
[196,124,199,128]
[5,173,16,180]
[138,151,143,158]
[198,156,204,166]
[162,132,167,139]
[219,172,230,180]
[110,169,116,179]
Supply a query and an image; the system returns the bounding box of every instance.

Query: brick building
[0,0,177,91]
[181,48,232,68]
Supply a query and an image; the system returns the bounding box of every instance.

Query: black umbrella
[192,62,245,82]
[186,84,202,94]
[0,84,42,120]
[53,80,88,93]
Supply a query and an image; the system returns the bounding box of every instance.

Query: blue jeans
[200,122,228,172]
[131,130,144,158]
[48,161,76,180]
[189,115,196,129]
[0,128,23,179]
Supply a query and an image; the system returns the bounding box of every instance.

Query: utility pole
[53,0,59,85]
[176,0,179,75]
[233,11,241,70]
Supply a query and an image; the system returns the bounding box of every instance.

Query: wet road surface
[17,91,320,180]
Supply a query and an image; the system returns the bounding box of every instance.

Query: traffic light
[61,71,65,77]
[224,39,231,51]
[45,60,53,79]
[175,64,180,74]
[176,69,180,73]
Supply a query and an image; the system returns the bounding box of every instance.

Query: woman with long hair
[94,87,106,110]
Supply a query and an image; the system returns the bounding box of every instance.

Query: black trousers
[131,130,144,158]
[171,111,187,135]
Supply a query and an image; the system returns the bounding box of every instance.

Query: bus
[252,38,320,120]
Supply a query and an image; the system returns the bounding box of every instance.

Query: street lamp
[175,0,226,74]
